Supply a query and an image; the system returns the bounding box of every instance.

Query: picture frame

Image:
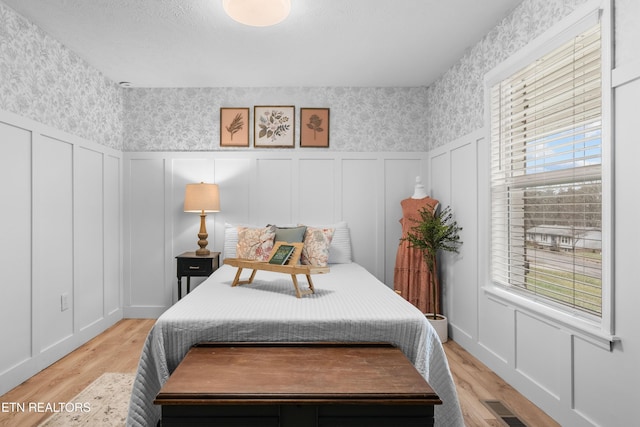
[254,106,295,148]
[300,108,330,148]
[220,108,250,147]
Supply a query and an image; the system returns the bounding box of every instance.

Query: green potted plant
[403,205,462,341]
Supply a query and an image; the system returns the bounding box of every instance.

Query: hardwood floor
[443,340,559,427]
[0,319,155,427]
[0,319,559,427]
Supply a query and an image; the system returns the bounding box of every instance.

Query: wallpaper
[0,2,124,150]
[2,0,634,153]
[425,0,592,150]
[123,86,428,152]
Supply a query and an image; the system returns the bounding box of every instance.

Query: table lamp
[184,182,220,256]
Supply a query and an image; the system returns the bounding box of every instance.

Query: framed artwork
[220,108,250,147]
[254,106,295,148]
[300,108,330,148]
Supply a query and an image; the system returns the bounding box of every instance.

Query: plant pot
[425,314,448,343]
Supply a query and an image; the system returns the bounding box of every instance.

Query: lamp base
[195,213,210,256]
[196,248,211,256]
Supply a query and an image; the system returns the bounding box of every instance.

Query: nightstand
[175,251,220,300]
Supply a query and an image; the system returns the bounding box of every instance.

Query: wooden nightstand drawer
[177,257,214,276]
[175,252,220,300]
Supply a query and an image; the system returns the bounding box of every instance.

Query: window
[489,5,611,330]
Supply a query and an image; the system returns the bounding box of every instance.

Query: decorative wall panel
[298,159,336,224]
[75,147,105,330]
[123,151,429,315]
[614,0,640,68]
[127,159,167,307]
[104,154,122,316]
[0,111,123,396]
[35,136,74,351]
[0,121,32,376]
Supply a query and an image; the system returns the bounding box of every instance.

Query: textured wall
[0,2,124,150]
[425,0,591,150]
[123,86,428,152]
[5,0,631,154]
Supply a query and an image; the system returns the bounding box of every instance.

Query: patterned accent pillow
[299,222,351,264]
[301,227,335,267]
[236,225,276,261]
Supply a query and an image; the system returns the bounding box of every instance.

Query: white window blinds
[490,23,603,316]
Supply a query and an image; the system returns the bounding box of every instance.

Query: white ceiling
[3,0,524,88]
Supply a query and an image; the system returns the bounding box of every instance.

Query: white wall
[123,151,429,317]
[429,11,640,427]
[0,110,123,396]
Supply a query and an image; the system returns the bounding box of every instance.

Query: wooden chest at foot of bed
[154,342,441,427]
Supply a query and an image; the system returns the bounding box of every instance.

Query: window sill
[483,285,617,351]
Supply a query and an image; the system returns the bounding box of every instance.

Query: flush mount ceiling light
[223,0,291,27]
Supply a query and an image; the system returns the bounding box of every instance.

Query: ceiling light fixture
[223,0,291,27]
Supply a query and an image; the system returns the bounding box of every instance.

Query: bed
[126,223,464,427]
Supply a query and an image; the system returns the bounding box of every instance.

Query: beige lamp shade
[223,0,291,27]
[184,183,220,213]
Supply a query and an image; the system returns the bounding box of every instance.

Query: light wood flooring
[0,319,559,427]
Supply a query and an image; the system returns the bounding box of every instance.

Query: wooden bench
[154,342,441,427]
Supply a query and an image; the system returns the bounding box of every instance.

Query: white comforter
[126,263,464,426]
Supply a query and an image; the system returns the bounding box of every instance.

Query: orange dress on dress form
[393,197,439,314]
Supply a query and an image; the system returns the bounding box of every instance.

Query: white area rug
[38,373,134,427]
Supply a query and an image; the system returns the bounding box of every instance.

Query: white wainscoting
[429,135,480,343]
[430,114,639,425]
[0,110,123,396]
[123,151,429,318]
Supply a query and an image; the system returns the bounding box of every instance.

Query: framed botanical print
[220,108,250,147]
[254,106,295,148]
[300,108,330,148]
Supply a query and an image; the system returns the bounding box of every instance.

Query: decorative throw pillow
[236,225,276,261]
[223,222,264,259]
[301,226,335,267]
[298,222,352,264]
[273,225,307,243]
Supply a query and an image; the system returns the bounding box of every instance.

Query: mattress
[126,263,464,427]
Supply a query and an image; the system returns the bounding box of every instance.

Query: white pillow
[328,223,352,264]
[223,223,237,259]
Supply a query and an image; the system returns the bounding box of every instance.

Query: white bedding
[126,263,464,427]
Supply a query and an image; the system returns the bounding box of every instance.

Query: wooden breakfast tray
[223,255,330,298]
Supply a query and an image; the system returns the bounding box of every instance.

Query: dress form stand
[393,177,439,314]
[411,176,428,199]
